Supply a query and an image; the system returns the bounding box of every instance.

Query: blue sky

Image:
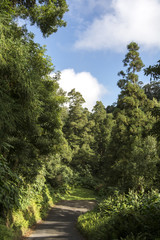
[27,0,160,110]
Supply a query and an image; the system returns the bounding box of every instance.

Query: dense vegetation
[1,1,160,239]
[77,44,160,239]
[78,190,160,240]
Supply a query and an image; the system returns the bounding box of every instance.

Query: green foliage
[120,232,147,240]
[91,101,114,176]
[2,0,69,37]
[11,173,55,236]
[144,60,160,81]
[45,154,73,190]
[107,86,157,190]
[0,224,14,240]
[78,190,160,240]
[143,58,160,102]
[63,89,95,173]
[0,18,51,181]
[0,12,69,217]
[123,42,144,73]
[118,42,144,88]
[143,81,160,101]
[0,170,58,239]
[73,165,97,189]
[111,136,159,191]
[0,155,20,215]
[0,17,70,235]
[106,43,157,192]
[129,136,159,190]
[0,10,73,240]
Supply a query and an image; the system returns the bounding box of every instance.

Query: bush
[5,168,58,239]
[0,155,20,216]
[73,165,97,189]
[0,224,14,240]
[78,190,160,240]
[46,154,74,190]
[11,181,54,236]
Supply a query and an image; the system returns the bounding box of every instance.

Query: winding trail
[26,200,96,240]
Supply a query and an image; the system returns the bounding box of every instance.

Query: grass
[60,187,98,201]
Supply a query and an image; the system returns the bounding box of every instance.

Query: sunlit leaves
[7,0,69,37]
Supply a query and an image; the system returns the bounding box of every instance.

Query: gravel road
[26,200,96,240]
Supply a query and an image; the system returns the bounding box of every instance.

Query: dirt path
[26,200,96,240]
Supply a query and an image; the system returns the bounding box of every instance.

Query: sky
[27,0,160,111]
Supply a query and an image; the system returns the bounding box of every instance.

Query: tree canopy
[1,0,68,36]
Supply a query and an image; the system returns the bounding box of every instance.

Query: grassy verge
[60,187,98,201]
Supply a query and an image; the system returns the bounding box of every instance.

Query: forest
[1,1,160,240]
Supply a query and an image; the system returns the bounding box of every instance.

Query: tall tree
[117,42,144,89]
[107,42,157,191]
[63,89,95,171]
[91,101,114,176]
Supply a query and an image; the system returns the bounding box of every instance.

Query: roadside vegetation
[78,190,160,240]
[1,1,160,240]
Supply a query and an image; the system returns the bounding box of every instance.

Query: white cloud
[59,69,107,111]
[75,0,160,51]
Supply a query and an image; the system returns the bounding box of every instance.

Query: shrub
[0,224,14,240]
[8,169,56,238]
[73,165,97,189]
[78,190,160,240]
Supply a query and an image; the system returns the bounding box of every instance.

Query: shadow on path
[26,200,96,240]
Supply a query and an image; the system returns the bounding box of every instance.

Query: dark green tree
[107,43,157,191]
[0,0,71,222]
[143,60,160,139]
[143,61,160,101]
[144,60,160,80]
[118,42,144,89]
[91,101,114,176]
[143,81,160,101]
[63,89,95,176]
[37,73,72,188]
[0,13,70,217]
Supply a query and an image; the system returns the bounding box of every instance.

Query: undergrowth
[0,224,14,240]
[77,189,160,240]
[0,173,62,240]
